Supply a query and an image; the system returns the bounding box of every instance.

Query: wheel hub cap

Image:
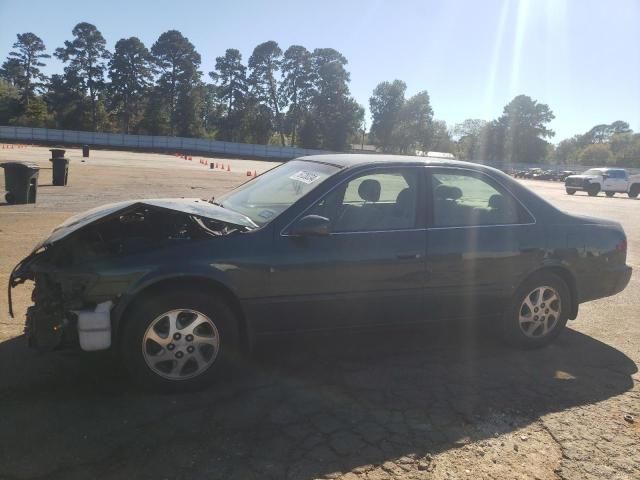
[142,309,220,380]
[518,286,561,338]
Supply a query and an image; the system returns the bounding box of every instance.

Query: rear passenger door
[603,170,628,192]
[424,168,544,321]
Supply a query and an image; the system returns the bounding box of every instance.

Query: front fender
[110,263,239,336]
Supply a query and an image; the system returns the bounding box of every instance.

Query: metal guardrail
[0,126,331,160]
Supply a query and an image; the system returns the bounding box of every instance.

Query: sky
[1,0,639,142]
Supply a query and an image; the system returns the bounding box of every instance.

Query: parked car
[531,169,554,181]
[522,168,542,179]
[550,170,577,182]
[9,155,632,391]
[564,168,640,197]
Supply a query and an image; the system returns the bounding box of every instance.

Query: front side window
[431,171,525,227]
[310,169,420,232]
[218,160,339,226]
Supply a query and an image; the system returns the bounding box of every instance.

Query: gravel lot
[0,147,638,480]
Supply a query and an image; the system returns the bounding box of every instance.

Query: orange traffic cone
[246,170,252,176]
[253,170,257,177]
[227,164,231,172]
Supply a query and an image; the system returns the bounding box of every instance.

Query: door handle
[396,253,423,260]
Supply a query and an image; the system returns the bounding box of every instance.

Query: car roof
[297,153,494,172]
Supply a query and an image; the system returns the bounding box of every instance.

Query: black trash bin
[51,157,69,186]
[50,148,66,159]
[1,162,39,204]
[82,144,90,158]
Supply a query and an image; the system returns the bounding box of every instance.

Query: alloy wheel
[518,286,562,338]
[142,309,220,380]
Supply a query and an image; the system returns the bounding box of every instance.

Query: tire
[629,184,640,198]
[605,191,615,197]
[565,188,576,195]
[5,192,15,204]
[587,184,600,196]
[121,289,239,392]
[502,272,570,349]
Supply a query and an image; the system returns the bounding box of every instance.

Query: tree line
[1,23,638,166]
[0,23,363,151]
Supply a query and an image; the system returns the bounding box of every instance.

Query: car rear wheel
[565,188,576,195]
[502,272,569,348]
[606,191,615,197]
[587,184,600,196]
[121,289,239,392]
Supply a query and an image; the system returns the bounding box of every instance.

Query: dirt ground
[0,146,638,480]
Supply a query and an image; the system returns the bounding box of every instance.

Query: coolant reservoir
[73,301,113,351]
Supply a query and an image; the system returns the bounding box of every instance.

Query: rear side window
[431,171,528,227]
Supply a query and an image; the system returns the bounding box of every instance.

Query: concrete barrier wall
[0,126,331,160]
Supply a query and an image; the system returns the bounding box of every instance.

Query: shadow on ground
[0,324,635,479]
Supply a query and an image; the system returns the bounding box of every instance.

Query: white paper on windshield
[289,170,320,184]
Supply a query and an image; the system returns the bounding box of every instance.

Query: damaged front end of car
[8,198,257,352]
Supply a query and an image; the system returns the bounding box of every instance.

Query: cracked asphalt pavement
[0,148,638,479]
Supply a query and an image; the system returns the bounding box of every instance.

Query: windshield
[583,169,603,176]
[217,160,340,225]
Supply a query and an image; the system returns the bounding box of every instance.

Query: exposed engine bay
[8,199,256,351]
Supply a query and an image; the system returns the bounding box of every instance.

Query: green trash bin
[1,162,39,204]
[51,157,69,186]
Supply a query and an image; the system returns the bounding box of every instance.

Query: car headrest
[488,194,505,209]
[435,184,462,200]
[358,179,381,202]
[395,188,412,210]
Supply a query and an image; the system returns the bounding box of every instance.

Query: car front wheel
[605,191,615,197]
[121,289,238,391]
[629,185,640,198]
[502,272,569,348]
[565,188,576,195]
[587,184,600,196]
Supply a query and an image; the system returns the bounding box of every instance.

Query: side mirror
[288,215,330,237]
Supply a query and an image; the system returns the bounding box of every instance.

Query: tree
[5,33,50,105]
[578,143,613,165]
[150,30,202,136]
[307,48,363,150]
[499,94,555,163]
[55,22,111,130]
[429,120,453,153]
[583,120,632,144]
[369,80,407,152]
[452,119,487,159]
[553,136,581,164]
[248,41,285,145]
[279,45,313,146]
[108,37,153,133]
[393,90,433,154]
[210,49,248,141]
[0,58,24,87]
[0,80,22,125]
[610,133,640,167]
[45,72,92,130]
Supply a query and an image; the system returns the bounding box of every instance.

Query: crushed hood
[37,198,258,249]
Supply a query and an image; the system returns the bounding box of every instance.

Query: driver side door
[253,166,428,334]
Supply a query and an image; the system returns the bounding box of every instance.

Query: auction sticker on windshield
[289,170,321,184]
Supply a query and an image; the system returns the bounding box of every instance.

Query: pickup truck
[564,168,640,197]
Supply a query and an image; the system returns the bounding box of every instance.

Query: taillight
[616,238,627,254]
